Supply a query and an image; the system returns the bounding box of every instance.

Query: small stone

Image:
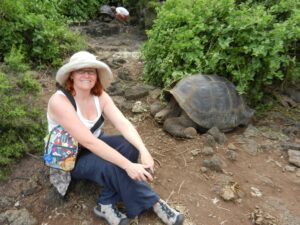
[201,146,214,156]
[14,201,20,207]
[132,101,147,113]
[226,150,237,161]
[191,149,201,156]
[200,167,208,173]
[250,187,262,197]
[288,150,300,167]
[285,165,296,172]
[227,143,238,151]
[220,185,236,201]
[202,155,225,172]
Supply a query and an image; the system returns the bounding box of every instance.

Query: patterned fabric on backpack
[43,125,79,171]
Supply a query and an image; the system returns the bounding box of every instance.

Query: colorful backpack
[43,125,79,171]
[43,88,104,171]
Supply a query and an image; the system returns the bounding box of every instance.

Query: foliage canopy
[142,0,300,102]
[0,0,86,67]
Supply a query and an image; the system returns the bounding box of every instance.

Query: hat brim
[56,59,113,89]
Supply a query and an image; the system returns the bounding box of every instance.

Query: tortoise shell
[169,74,254,131]
[98,5,114,19]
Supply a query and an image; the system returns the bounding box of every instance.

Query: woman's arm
[48,93,152,181]
[100,92,154,171]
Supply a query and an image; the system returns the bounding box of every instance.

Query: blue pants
[71,134,159,218]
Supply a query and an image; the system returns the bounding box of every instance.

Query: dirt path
[1,20,300,225]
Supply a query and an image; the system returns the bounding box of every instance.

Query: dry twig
[166,190,175,203]
[177,180,185,194]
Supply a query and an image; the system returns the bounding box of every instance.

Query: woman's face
[71,68,97,91]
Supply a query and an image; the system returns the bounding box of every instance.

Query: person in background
[47,51,184,225]
[111,6,129,23]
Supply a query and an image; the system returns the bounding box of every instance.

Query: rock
[202,155,226,172]
[207,127,227,144]
[288,150,300,167]
[0,208,37,225]
[243,139,259,156]
[220,185,236,201]
[124,85,150,100]
[226,150,237,161]
[263,196,300,225]
[250,187,262,197]
[282,124,300,138]
[243,125,260,138]
[205,134,217,147]
[132,101,147,113]
[117,68,132,80]
[227,143,238,151]
[191,149,201,156]
[212,174,244,201]
[200,167,208,173]
[285,165,296,172]
[201,146,214,156]
[107,81,125,96]
[148,88,162,100]
[281,142,300,151]
[249,206,278,225]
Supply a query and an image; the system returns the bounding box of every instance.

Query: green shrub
[4,46,29,72]
[58,0,106,22]
[0,69,46,179]
[0,0,86,67]
[142,0,300,103]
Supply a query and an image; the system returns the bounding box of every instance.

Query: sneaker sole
[93,206,129,225]
[174,214,185,225]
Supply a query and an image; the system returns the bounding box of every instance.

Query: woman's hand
[140,150,154,173]
[124,162,153,182]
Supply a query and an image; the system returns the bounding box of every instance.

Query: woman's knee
[123,139,139,162]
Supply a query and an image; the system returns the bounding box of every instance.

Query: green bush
[0,69,46,179]
[4,46,29,72]
[142,0,300,103]
[58,0,106,22]
[0,0,86,67]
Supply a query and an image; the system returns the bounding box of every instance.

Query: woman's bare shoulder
[49,92,68,105]
[99,91,112,104]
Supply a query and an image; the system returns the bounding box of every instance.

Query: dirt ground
[1,20,300,225]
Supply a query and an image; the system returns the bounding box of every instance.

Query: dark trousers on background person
[71,134,159,218]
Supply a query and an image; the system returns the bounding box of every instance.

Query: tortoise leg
[154,97,181,124]
[163,112,198,138]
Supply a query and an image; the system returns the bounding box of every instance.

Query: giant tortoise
[152,74,254,138]
[97,5,114,22]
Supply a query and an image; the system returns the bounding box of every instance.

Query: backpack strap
[91,115,104,133]
[59,88,77,110]
[59,87,104,132]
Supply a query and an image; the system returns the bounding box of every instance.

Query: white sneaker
[153,199,184,225]
[93,203,128,225]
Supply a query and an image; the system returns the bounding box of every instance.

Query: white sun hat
[56,51,113,89]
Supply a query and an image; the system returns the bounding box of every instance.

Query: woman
[47,51,184,225]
